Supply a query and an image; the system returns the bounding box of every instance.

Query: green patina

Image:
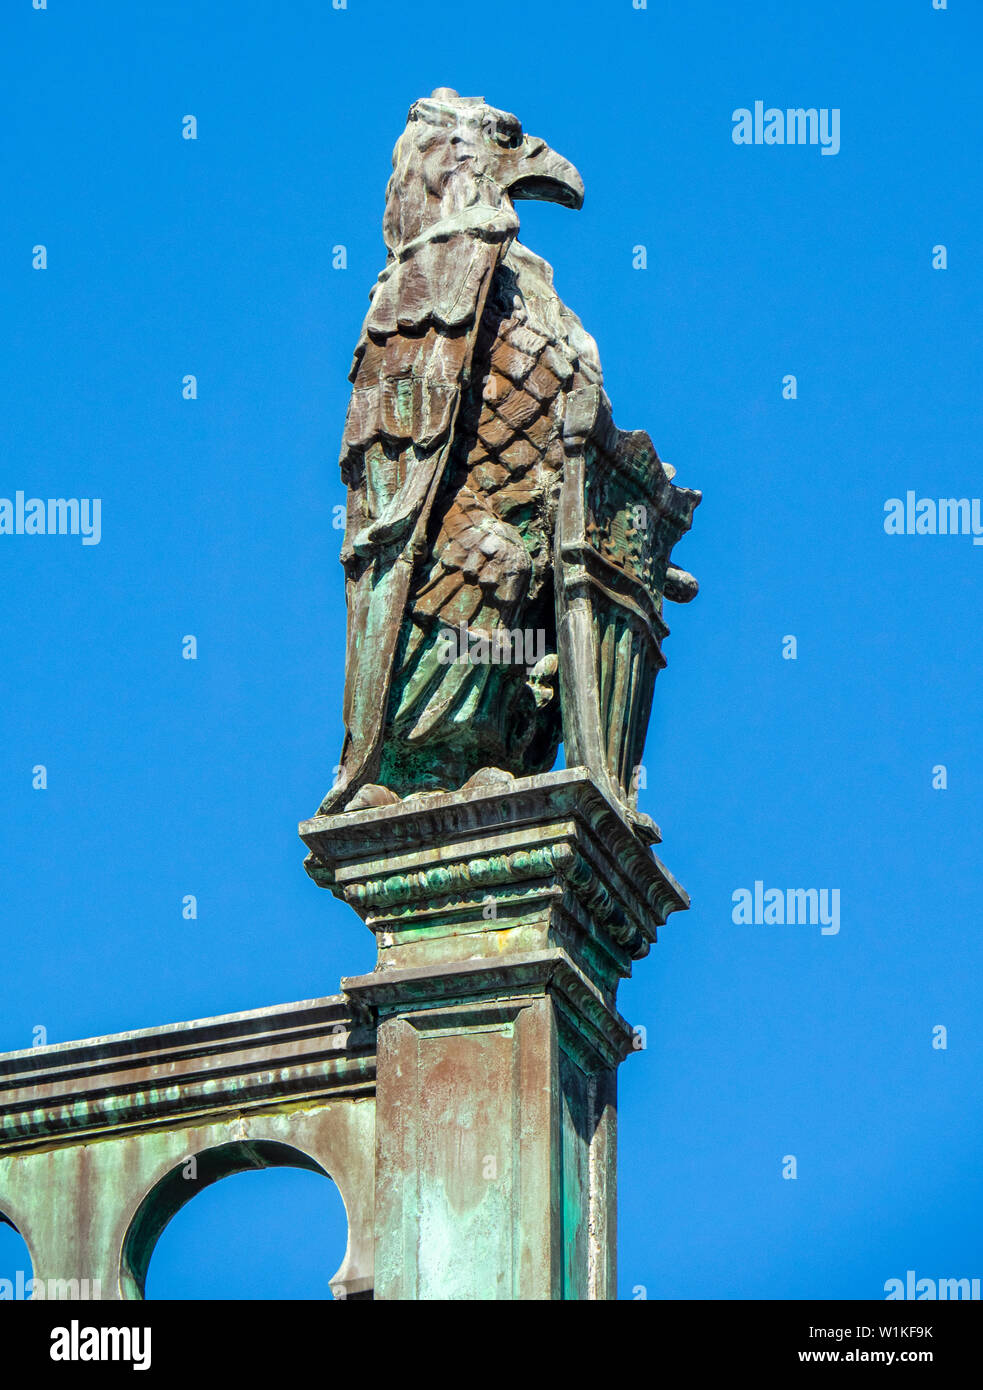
[0,92,698,1303]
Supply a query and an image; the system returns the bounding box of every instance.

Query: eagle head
[383,89,584,252]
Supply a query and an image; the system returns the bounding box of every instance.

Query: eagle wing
[326,206,519,808]
[388,261,581,743]
[340,206,520,555]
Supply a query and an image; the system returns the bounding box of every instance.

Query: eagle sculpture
[313,89,699,845]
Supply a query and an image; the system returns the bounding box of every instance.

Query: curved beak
[506,136,584,210]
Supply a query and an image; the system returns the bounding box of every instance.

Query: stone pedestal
[299,767,687,1300]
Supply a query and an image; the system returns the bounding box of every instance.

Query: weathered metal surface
[0,1000,377,1299]
[302,768,684,1299]
[302,767,687,994]
[314,89,699,828]
[0,996,375,1153]
[558,387,700,820]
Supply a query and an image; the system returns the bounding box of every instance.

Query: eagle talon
[460,767,517,794]
[344,783,403,812]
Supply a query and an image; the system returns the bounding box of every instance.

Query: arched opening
[0,1211,35,1300]
[123,1141,351,1300]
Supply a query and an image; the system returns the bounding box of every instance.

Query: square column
[300,768,687,1300]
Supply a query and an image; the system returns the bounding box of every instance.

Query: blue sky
[1,0,981,1299]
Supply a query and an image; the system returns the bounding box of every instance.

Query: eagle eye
[482,117,522,150]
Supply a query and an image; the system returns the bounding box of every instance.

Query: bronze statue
[315,90,699,842]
